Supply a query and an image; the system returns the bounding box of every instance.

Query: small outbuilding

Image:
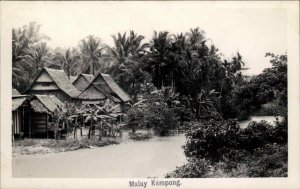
[12,93,29,140]
[29,95,66,138]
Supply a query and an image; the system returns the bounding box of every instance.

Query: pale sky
[2,1,287,75]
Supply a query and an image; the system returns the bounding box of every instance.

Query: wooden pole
[22,107,25,138]
[12,112,15,143]
[29,111,31,138]
[46,114,48,139]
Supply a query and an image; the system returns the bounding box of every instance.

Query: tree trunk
[98,121,103,141]
[88,119,92,139]
[74,127,77,139]
[219,79,224,100]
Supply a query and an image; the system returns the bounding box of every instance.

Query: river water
[12,116,279,178]
[13,134,187,178]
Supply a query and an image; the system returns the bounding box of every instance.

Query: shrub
[184,117,287,161]
[248,143,287,177]
[126,108,146,134]
[183,119,241,161]
[239,121,273,151]
[166,158,210,178]
[270,115,287,143]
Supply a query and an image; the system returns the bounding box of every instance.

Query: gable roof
[12,97,27,111]
[81,74,94,83]
[25,67,81,98]
[72,73,94,91]
[78,85,106,100]
[30,95,65,114]
[70,76,77,83]
[12,89,21,96]
[92,73,131,102]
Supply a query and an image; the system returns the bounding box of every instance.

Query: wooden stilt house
[24,67,81,103]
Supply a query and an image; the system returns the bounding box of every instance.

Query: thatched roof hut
[30,95,65,114]
[90,73,131,102]
[12,95,29,139]
[12,96,27,111]
[24,67,81,102]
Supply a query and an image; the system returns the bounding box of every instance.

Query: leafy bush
[248,144,287,177]
[166,158,210,178]
[149,105,178,136]
[183,119,241,161]
[127,93,179,136]
[174,116,288,178]
[239,121,273,151]
[126,108,146,134]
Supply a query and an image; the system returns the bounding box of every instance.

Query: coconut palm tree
[21,42,52,82]
[147,31,172,89]
[108,31,149,94]
[12,22,50,91]
[186,27,206,48]
[51,47,81,78]
[79,35,105,75]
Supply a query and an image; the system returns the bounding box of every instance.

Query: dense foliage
[168,116,287,177]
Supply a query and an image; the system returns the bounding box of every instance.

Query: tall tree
[12,22,50,91]
[147,31,172,89]
[51,47,81,78]
[109,30,149,95]
[21,42,52,83]
[79,35,105,75]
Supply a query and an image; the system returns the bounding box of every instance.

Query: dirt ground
[12,129,152,157]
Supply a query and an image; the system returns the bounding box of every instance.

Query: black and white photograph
[1,1,299,189]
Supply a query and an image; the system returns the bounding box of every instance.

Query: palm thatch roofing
[92,73,131,102]
[12,97,27,111]
[81,74,94,83]
[78,85,106,100]
[25,67,81,98]
[30,95,65,114]
[12,89,21,96]
[72,73,95,91]
[70,76,77,83]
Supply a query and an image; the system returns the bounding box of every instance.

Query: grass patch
[13,138,120,156]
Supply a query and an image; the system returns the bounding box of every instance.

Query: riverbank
[12,129,155,157]
[12,137,121,157]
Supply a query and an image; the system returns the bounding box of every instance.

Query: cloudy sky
[3,1,288,75]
